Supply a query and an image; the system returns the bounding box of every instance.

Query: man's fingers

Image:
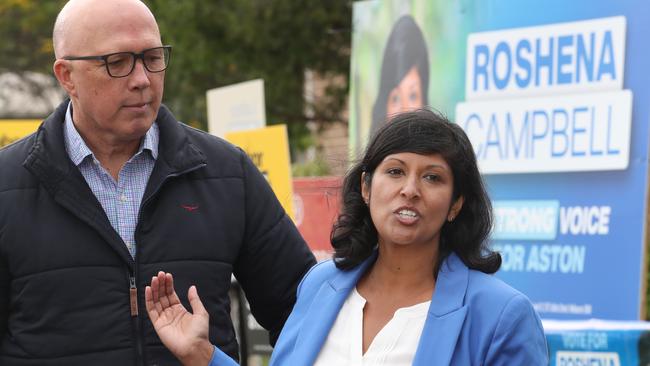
[188,285,208,316]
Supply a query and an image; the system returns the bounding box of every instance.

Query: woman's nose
[400,175,420,199]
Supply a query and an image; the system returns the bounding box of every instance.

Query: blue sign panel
[457,1,650,320]
[544,320,650,366]
[349,0,650,319]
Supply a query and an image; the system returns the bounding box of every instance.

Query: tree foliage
[146,0,351,151]
[0,0,65,74]
[0,0,351,151]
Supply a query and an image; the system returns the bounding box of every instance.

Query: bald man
[0,1,315,365]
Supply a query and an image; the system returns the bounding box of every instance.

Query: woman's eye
[424,174,440,181]
[387,168,403,176]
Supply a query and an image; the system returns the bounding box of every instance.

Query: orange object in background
[293,177,342,261]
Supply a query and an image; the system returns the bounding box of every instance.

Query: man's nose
[128,58,151,89]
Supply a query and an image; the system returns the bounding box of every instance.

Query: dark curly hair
[331,109,500,274]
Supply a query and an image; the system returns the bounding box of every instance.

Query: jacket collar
[141,103,206,203]
[288,254,375,365]
[22,100,207,267]
[63,102,160,166]
[329,251,377,291]
[331,252,469,313]
[23,100,206,189]
[291,252,470,365]
[153,103,206,173]
[412,253,469,365]
[430,253,469,316]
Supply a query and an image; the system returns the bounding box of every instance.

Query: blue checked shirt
[63,102,158,258]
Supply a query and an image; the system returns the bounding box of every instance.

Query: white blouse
[313,287,430,366]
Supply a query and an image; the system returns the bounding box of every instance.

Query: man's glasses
[63,45,172,78]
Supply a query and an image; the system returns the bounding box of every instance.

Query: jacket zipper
[129,269,144,365]
[129,275,139,316]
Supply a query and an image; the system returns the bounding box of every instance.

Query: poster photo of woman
[349,0,469,155]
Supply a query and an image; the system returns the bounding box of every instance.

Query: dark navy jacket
[0,101,316,365]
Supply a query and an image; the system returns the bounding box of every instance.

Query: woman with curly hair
[145,109,548,366]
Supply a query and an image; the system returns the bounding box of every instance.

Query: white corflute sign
[456,16,631,175]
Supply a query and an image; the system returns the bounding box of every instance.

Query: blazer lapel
[413,253,470,366]
[289,255,376,366]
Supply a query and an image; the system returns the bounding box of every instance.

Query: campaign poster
[349,0,468,156]
[206,79,266,138]
[0,120,41,148]
[544,319,650,366]
[350,0,650,320]
[226,125,295,219]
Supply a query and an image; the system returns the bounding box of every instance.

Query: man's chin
[117,118,155,139]
[121,109,157,126]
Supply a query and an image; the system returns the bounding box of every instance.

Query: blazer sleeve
[210,262,328,366]
[484,294,549,366]
[232,150,316,345]
[266,261,330,366]
[209,346,240,366]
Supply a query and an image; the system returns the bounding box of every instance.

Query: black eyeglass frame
[62,45,172,78]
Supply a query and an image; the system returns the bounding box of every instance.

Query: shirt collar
[63,101,159,166]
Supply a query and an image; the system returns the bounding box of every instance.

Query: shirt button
[120,194,128,202]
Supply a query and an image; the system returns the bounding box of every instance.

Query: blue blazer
[211,253,549,365]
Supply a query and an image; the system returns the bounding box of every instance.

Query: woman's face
[362,152,463,250]
[386,66,423,117]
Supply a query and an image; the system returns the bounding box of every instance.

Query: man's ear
[361,172,370,205]
[53,60,77,97]
[448,196,464,222]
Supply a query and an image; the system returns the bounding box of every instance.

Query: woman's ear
[448,196,464,222]
[361,172,370,205]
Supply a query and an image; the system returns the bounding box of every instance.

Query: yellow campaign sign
[0,120,41,148]
[226,125,295,219]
